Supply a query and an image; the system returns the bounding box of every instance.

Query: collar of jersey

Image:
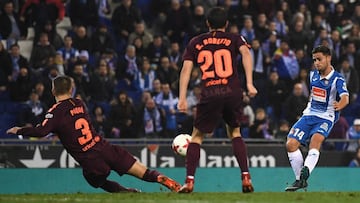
[320,67,334,80]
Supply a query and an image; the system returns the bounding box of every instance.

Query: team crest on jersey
[45,113,53,119]
[320,122,329,132]
[312,87,326,102]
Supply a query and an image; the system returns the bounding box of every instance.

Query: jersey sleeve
[236,35,251,50]
[336,77,349,97]
[17,104,60,137]
[182,38,197,62]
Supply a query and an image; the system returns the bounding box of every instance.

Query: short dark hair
[312,45,331,56]
[53,75,72,96]
[207,7,227,29]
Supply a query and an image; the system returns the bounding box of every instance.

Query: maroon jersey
[183,31,250,101]
[17,98,108,162]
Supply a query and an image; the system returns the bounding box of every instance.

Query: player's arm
[333,78,349,111]
[6,112,57,137]
[239,45,257,97]
[177,60,193,113]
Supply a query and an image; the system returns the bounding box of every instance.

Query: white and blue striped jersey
[302,68,349,123]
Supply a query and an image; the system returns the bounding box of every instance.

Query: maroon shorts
[195,94,244,133]
[81,144,136,188]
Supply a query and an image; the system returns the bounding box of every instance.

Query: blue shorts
[287,115,334,145]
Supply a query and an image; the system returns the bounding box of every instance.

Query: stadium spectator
[53,51,65,75]
[128,21,153,50]
[69,62,90,102]
[90,24,115,58]
[325,116,349,151]
[116,45,141,90]
[347,24,360,49]
[154,83,178,138]
[151,78,161,97]
[164,0,191,45]
[274,119,290,140]
[261,31,280,58]
[8,66,33,102]
[57,35,79,72]
[145,35,168,66]
[190,5,207,38]
[338,58,359,103]
[29,32,56,75]
[0,41,13,86]
[155,56,178,91]
[240,16,256,43]
[168,42,182,71]
[111,0,142,55]
[288,20,310,52]
[347,118,360,152]
[249,107,273,139]
[340,42,360,81]
[139,98,164,138]
[0,1,27,42]
[68,0,98,29]
[40,20,63,50]
[235,0,256,28]
[131,36,146,59]
[18,90,48,127]
[294,68,310,98]
[72,26,92,53]
[265,71,288,126]
[251,38,269,109]
[329,29,342,67]
[348,147,360,167]
[108,91,137,138]
[8,43,28,82]
[272,38,300,87]
[20,0,65,38]
[254,13,270,43]
[88,62,115,103]
[75,50,93,76]
[91,105,111,138]
[273,10,288,39]
[283,83,308,126]
[135,57,156,92]
[295,49,312,70]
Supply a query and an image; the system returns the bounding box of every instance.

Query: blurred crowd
[0,0,360,150]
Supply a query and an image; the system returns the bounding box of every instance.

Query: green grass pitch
[1,192,360,203]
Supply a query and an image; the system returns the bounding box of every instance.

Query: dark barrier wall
[0,144,355,168]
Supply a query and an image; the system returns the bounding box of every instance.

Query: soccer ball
[172,134,191,156]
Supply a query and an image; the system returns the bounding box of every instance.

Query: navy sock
[232,137,249,173]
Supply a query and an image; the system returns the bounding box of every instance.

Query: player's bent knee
[286,138,300,152]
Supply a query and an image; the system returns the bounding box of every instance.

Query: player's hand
[6,127,21,134]
[177,99,188,113]
[333,101,342,111]
[246,84,258,98]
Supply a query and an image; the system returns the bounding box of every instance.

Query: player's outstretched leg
[178,176,194,193]
[242,172,254,193]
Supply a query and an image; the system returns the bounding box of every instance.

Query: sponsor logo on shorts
[320,122,329,132]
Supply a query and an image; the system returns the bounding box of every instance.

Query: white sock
[287,149,304,180]
[304,148,320,174]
